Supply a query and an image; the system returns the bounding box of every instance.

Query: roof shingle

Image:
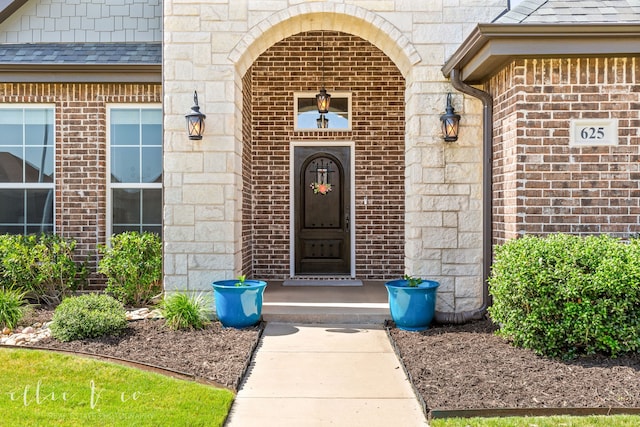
[0,42,161,65]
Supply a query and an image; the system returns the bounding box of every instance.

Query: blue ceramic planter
[385,279,439,331]
[211,279,267,328]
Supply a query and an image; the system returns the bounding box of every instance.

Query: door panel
[294,146,350,275]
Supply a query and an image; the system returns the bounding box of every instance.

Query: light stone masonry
[163,0,507,312]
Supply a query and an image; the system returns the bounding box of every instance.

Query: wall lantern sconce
[316,31,331,114]
[185,90,206,140]
[440,93,460,142]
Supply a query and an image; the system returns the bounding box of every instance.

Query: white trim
[289,141,356,278]
[293,92,352,131]
[106,103,162,239]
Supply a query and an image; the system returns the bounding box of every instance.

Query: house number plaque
[569,119,618,146]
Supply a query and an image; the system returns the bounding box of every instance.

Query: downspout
[434,67,493,324]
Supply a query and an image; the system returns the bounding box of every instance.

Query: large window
[0,106,55,234]
[108,106,162,237]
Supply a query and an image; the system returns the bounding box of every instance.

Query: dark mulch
[13,311,640,414]
[17,309,261,391]
[388,320,640,414]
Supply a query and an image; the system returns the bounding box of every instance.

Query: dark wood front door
[294,146,351,275]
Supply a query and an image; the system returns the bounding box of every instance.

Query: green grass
[431,415,640,427]
[0,348,234,427]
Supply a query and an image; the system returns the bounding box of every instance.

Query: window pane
[142,188,162,224]
[0,189,24,223]
[142,147,162,183]
[25,109,53,146]
[113,225,139,235]
[141,109,161,146]
[0,147,24,182]
[113,188,141,224]
[111,109,140,146]
[26,189,54,225]
[142,226,162,237]
[25,147,54,183]
[27,225,53,234]
[296,96,349,130]
[0,225,23,234]
[111,147,140,183]
[0,109,23,146]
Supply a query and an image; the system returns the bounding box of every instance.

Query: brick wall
[244,31,405,280]
[0,82,162,286]
[490,57,640,244]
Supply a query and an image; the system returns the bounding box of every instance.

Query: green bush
[49,293,127,342]
[0,234,87,306]
[98,232,162,307]
[160,293,212,330]
[0,288,29,330]
[488,234,640,359]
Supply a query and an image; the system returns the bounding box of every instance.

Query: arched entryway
[240,30,406,281]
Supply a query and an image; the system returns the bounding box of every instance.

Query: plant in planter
[385,274,439,331]
[211,275,267,328]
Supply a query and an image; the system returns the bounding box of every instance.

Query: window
[108,106,162,237]
[0,106,55,234]
[294,92,351,130]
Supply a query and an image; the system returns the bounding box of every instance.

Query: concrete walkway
[226,323,428,427]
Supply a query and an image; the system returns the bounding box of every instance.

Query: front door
[294,146,351,275]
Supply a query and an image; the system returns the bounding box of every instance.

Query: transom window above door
[294,92,351,131]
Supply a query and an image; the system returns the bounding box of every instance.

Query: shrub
[49,293,127,342]
[160,293,212,330]
[0,288,29,330]
[489,234,640,359]
[0,234,87,306]
[98,232,162,307]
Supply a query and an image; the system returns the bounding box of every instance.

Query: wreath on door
[310,182,332,195]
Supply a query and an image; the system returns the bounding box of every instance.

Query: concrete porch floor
[262,280,390,324]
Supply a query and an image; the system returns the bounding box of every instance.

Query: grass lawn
[431,415,640,427]
[0,348,234,427]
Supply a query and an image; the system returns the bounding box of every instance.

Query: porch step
[262,301,389,324]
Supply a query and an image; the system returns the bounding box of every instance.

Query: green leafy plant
[160,293,212,330]
[0,234,87,306]
[489,234,640,359]
[235,274,247,287]
[98,232,162,307]
[49,293,127,342]
[0,287,29,330]
[403,274,423,287]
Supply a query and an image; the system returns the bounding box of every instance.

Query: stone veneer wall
[163,0,506,312]
[245,30,405,280]
[490,57,640,244]
[0,82,162,286]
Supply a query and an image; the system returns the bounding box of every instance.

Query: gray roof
[495,0,640,23]
[0,43,161,65]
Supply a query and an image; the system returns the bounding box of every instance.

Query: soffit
[442,23,640,83]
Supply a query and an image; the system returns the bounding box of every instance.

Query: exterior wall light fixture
[185,91,206,140]
[440,92,460,142]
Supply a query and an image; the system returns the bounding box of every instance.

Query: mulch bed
[388,320,640,415]
[10,310,640,415]
[17,309,262,391]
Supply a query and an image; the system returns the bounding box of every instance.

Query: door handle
[345,214,350,232]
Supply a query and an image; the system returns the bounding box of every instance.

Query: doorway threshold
[282,278,363,286]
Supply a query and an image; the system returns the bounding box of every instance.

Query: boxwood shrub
[98,232,162,307]
[0,234,87,306]
[488,234,640,359]
[50,293,128,342]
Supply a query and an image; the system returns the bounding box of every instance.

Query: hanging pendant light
[316,31,331,115]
